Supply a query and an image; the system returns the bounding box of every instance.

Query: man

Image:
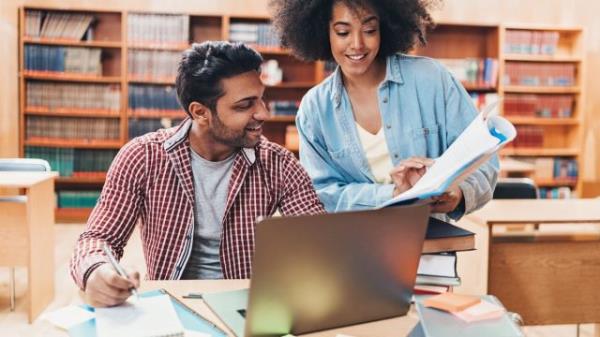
[70,41,325,307]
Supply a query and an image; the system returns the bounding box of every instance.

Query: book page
[96,294,184,337]
[382,101,516,206]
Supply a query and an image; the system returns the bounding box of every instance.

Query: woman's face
[329,1,381,78]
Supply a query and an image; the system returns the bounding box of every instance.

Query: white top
[355,122,393,184]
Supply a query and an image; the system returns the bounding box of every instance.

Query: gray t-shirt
[181,149,236,279]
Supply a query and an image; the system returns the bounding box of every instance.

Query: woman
[270,0,498,219]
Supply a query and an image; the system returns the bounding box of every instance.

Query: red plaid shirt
[70,119,324,290]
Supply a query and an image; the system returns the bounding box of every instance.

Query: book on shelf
[504,93,574,118]
[128,13,189,46]
[516,157,578,182]
[26,116,120,141]
[128,84,180,116]
[505,29,560,56]
[26,11,95,41]
[229,22,279,48]
[504,62,575,87]
[509,126,544,148]
[269,100,299,116]
[57,190,101,208]
[438,58,498,88]
[380,101,516,208]
[26,82,121,113]
[539,186,572,199]
[470,93,499,112]
[129,118,183,139]
[25,147,116,177]
[25,45,102,75]
[128,50,180,81]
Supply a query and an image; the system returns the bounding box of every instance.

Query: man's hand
[390,157,434,197]
[430,185,464,214]
[84,263,140,307]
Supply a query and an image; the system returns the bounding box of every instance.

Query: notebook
[415,295,524,337]
[95,294,183,337]
[68,289,227,337]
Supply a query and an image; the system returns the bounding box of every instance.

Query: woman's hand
[389,157,434,197]
[430,185,464,214]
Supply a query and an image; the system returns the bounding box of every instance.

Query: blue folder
[68,289,227,337]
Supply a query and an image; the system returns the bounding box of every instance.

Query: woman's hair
[269,0,439,61]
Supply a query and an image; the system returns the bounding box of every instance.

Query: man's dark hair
[269,0,439,61]
[176,41,263,116]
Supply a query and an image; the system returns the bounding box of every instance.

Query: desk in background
[466,199,600,326]
[0,171,57,322]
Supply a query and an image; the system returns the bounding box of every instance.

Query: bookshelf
[18,7,586,220]
[414,23,585,199]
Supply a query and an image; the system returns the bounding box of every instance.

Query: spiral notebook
[68,289,227,337]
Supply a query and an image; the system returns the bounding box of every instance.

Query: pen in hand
[102,243,139,298]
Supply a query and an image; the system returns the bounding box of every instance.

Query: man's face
[209,71,269,148]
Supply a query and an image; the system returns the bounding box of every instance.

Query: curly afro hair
[269,0,439,61]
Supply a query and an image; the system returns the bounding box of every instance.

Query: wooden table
[140,280,419,337]
[0,171,57,322]
[467,199,600,326]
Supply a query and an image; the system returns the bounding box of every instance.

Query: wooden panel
[190,16,222,42]
[0,201,28,266]
[489,239,600,324]
[416,25,498,58]
[26,177,55,322]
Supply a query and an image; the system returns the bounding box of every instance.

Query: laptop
[203,204,431,337]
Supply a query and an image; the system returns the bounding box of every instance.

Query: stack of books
[25,147,117,178]
[128,50,180,82]
[26,116,120,141]
[415,217,475,294]
[128,85,181,116]
[438,58,498,88]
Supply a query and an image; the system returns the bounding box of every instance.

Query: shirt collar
[330,55,404,108]
[163,118,257,166]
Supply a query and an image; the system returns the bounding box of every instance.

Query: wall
[1,0,599,183]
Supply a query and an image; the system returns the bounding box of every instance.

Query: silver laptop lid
[245,204,430,336]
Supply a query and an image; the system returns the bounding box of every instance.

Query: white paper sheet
[95,294,184,337]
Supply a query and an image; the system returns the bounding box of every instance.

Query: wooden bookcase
[18,7,586,221]
[414,23,585,198]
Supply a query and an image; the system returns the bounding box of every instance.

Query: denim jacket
[296,54,498,219]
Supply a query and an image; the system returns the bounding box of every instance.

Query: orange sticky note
[423,293,481,313]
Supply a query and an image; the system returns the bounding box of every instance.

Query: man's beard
[209,113,259,148]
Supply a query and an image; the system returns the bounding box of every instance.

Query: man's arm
[69,139,146,292]
[278,151,326,216]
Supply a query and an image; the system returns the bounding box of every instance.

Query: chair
[493,177,538,199]
[0,158,51,311]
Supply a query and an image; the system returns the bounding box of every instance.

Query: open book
[381,101,516,208]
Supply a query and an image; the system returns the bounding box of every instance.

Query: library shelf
[534,178,578,188]
[462,83,497,92]
[25,138,122,149]
[127,43,189,51]
[23,37,122,48]
[503,54,582,63]
[268,115,296,122]
[55,208,94,223]
[252,46,291,55]
[23,72,121,84]
[503,86,581,94]
[267,82,316,89]
[127,77,176,85]
[25,107,120,118]
[501,148,580,157]
[505,117,580,126]
[128,110,185,119]
[56,175,107,185]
